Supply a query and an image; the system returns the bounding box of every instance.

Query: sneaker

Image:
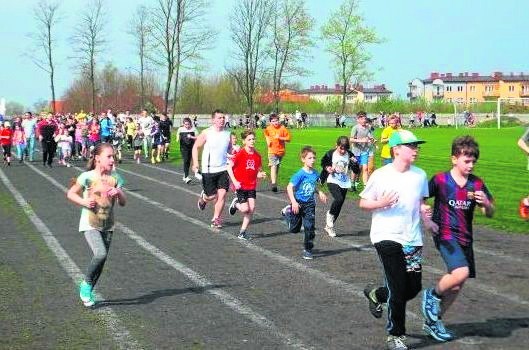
[422,287,441,323]
[156,155,161,163]
[325,211,334,228]
[229,198,238,215]
[423,320,455,342]
[271,184,278,193]
[210,217,223,229]
[386,335,408,350]
[302,250,313,260]
[363,286,383,318]
[197,191,207,211]
[184,177,191,184]
[79,281,95,307]
[324,225,336,237]
[238,231,250,240]
[280,205,291,217]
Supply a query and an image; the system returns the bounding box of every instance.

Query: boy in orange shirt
[264,113,291,192]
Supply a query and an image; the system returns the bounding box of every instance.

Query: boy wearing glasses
[360,130,435,350]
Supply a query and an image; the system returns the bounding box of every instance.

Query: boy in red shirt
[0,122,13,166]
[264,113,291,192]
[227,130,266,240]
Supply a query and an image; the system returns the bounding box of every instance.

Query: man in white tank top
[192,110,232,228]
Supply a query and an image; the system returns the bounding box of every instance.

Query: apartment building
[409,72,529,103]
[300,83,392,104]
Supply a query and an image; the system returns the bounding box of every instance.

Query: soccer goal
[452,98,529,129]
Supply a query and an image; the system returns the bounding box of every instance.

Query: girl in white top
[55,128,73,167]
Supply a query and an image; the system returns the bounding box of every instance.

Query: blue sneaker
[302,250,313,260]
[79,281,95,307]
[422,287,441,323]
[423,320,455,342]
[237,231,250,240]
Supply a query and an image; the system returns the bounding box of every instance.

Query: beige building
[301,84,392,104]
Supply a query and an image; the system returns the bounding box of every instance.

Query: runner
[319,136,357,237]
[227,130,266,240]
[264,113,291,192]
[12,123,26,163]
[21,112,37,161]
[380,115,401,166]
[37,113,58,168]
[350,111,374,190]
[421,135,494,342]
[159,113,173,160]
[0,122,13,166]
[360,130,435,350]
[138,109,154,159]
[176,117,197,183]
[192,109,232,228]
[281,146,327,260]
[66,143,126,307]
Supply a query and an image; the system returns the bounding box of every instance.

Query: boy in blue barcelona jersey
[281,146,327,260]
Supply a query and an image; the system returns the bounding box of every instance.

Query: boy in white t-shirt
[359,130,436,350]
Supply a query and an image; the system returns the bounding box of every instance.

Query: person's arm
[359,190,399,211]
[226,157,241,189]
[107,187,127,206]
[176,129,181,143]
[475,191,495,218]
[281,128,291,142]
[67,182,95,209]
[517,137,529,154]
[191,130,207,173]
[286,182,299,214]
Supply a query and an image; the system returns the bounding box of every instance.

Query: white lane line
[133,164,529,307]
[0,168,143,350]
[139,163,526,263]
[27,164,311,350]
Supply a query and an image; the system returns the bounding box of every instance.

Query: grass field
[170,126,529,234]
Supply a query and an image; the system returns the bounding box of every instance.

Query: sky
[1,0,529,109]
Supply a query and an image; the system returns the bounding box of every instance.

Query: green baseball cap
[388,130,425,148]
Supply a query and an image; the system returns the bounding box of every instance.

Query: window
[469,85,476,92]
[470,97,477,103]
[509,85,515,92]
[446,98,452,102]
[446,86,452,92]
[485,85,492,92]
[457,86,463,92]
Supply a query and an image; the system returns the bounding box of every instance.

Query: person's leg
[48,142,57,165]
[28,136,35,161]
[182,147,192,178]
[42,141,49,165]
[213,188,227,220]
[301,201,316,252]
[83,230,113,288]
[327,183,347,220]
[375,240,410,337]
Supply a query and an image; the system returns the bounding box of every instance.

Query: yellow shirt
[380,126,400,159]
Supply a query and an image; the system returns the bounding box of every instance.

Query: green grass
[169,126,529,234]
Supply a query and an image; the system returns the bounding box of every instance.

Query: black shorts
[2,145,11,157]
[202,171,230,196]
[236,189,257,203]
[134,145,141,151]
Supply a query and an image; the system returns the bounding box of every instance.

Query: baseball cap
[388,130,425,148]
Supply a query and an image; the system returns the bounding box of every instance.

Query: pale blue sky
[1,0,528,108]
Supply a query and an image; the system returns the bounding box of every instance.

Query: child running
[421,135,494,342]
[66,143,126,307]
[319,136,356,237]
[227,130,266,240]
[360,130,434,350]
[281,146,327,260]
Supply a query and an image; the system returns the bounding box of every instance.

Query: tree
[150,0,214,115]
[6,101,26,116]
[31,0,61,113]
[269,0,314,113]
[71,0,106,113]
[228,0,274,115]
[129,5,152,111]
[321,0,381,113]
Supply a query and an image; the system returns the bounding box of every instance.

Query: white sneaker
[325,211,334,229]
[324,226,336,237]
[184,177,191,184]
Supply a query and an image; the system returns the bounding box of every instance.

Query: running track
[1,158,528,349]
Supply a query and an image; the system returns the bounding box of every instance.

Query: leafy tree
[321,0,381,114]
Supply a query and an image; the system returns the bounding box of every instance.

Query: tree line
[28,0,380,115]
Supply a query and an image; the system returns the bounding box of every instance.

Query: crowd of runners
[4,106,523,350]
